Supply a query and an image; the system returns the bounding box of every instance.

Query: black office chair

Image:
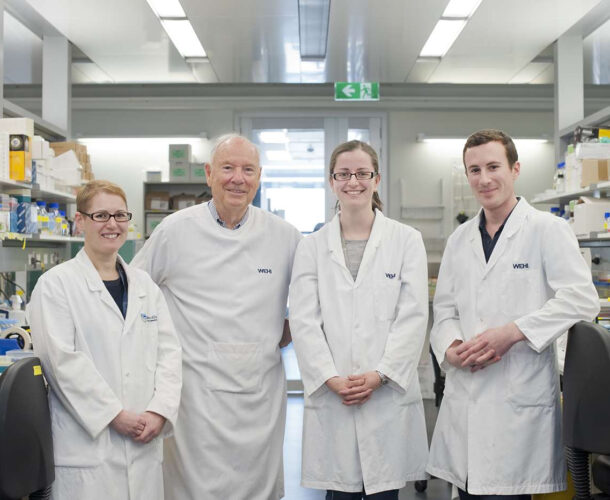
[0,357,54,500]
[563,321,610,500]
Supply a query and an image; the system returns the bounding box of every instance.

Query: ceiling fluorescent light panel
[146,0,186,18]
[161,20,207,58]
[420,19,466,58]
[298,0,331,59]
[442,0,483,18]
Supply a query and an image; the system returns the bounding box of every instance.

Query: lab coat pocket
[206,342,262,393]
[374,279,402,320]
[506,345,557,408]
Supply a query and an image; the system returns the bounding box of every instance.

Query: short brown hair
[463,129,518,168]
[329,140,383,212]
[77,180,127,213]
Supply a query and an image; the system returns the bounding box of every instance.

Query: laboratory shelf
[531,181,610,205]
[0,178,32,190]
[144,181,207,186]
[0,233,83,248]
[144,209,176,214]
[31,184,77,203]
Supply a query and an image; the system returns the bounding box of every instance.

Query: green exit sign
[334,82,380,101]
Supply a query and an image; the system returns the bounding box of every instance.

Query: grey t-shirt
[343,239,368,281]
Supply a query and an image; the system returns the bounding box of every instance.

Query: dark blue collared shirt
[478,199,519,262]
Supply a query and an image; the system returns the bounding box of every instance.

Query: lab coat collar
[327,209,385,285]
[76,249,146,329]
[470,197,530,276]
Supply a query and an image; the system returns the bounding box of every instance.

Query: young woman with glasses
[289,140,430,499]
[28,180,182,500]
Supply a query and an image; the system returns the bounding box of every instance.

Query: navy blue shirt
[478,199,519,262]
[103,263,128,318]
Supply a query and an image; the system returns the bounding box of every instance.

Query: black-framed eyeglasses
[80,211,133,222]
[332,171,376,181]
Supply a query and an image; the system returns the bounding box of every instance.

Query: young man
[427,129,599,499]
[133,134,302,500]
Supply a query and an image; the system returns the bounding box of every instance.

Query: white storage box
[169,161,189,182]
[169,144,192,162]
[575,142,610,160]
[0,118,35,137]
[146,170,162,182]
[0,133,9,180]
[573,197,610,238]
[146,213,166,235]
[190,163,206,183]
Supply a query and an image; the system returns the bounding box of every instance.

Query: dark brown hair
[329,140,383,212]
[463,129,518,169]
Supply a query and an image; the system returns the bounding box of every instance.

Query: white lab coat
[132,203,302,500]
[427,198,600,495]
[289,210,429,495]
[27,249,182,500]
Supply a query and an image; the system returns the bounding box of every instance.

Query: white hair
[209,133,260,165]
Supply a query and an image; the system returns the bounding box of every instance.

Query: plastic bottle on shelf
[555,162,566,193]
[605,212,610,233]
[550,207,560,217]
[36,201,50,235]
[47,202,60,235]
[59,210,69,236]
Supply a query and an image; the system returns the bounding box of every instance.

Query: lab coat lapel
[354,210,384,286]
[483,198,528,278]
[122,257,147,334]
[76,249,124,322]
[468,210,487,268]
[327,214,358,285]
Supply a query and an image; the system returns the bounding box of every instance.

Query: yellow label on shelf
[33,365,42,376]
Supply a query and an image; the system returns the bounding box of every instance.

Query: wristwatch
[376,370,389,385]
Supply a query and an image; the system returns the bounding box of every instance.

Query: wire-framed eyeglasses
[80,211,133,222]
[331,171,376,181]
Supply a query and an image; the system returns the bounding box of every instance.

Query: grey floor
[283,395,452,500]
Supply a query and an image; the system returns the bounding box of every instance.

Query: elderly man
[132,133,302,500]
[427,129,599,499]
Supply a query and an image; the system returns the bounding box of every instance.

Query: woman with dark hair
[290,141,429,499]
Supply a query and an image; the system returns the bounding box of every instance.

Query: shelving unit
[531,181,610,205]
[143,181,211,237]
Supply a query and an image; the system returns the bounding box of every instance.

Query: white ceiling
[5,0,610,85]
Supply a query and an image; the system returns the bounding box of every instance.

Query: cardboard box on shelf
[169,161,189,182]
[573,197,610,238]
[31,136,48,160]
[9,134,32,182]
[145,192,170,210]
[581,159,610,187]
[50,142,88,167]
[190,162,207,183]
[575,142,610,160]
[169,144,192,163]
[170,193,197,211]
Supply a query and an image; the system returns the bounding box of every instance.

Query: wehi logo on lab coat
[141,313,158,322]
[258,268,272,274]
[385,273,396,279]
[512,263,529,269]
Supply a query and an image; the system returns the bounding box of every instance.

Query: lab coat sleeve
[29,274,123,439]
[430,235,464,369]
[376,230,429,393]
[145,284,182,438]
[131,221,171,285]
[514,217,600,352]
[289,237,340,397]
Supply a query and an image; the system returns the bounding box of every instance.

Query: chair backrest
[563,321,610,454]
[0,357,54,500]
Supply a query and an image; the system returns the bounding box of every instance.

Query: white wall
[72,101,556,266]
